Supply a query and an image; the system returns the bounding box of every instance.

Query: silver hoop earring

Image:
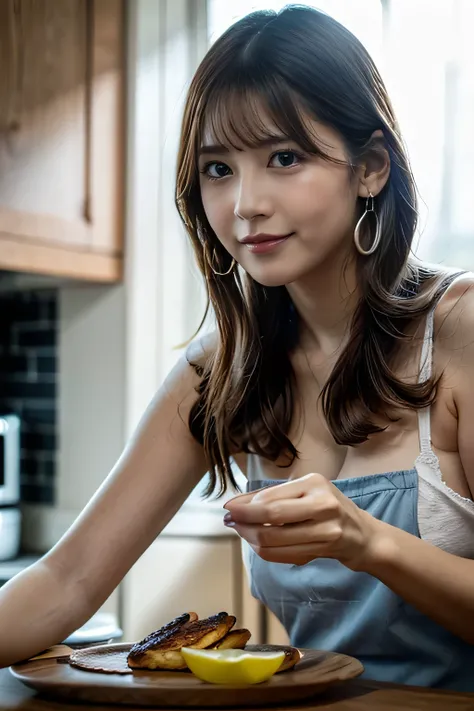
[354,192,382,256]
[203,243,236,276]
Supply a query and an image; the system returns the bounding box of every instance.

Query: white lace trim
[415,450,439,469]
[415,287,474,511]
[415,452,474,510]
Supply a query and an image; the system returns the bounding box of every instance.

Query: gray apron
[245,469,474,691]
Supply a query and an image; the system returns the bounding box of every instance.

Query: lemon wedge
[181,648,285,685]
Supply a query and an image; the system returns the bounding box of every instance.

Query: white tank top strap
[417,305,436,456]
[416,271,466,460]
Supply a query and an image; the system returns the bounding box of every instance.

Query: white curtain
[208,0,474,270]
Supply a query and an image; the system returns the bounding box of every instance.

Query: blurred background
[0,0,472,647]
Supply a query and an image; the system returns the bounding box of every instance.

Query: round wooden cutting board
[10,643,364,707]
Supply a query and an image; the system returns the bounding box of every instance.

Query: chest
[235,340,468,497]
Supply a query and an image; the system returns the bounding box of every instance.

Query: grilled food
[211,628,252,650]
[253,643,302,672]
[127,611,197,669]
[126,611,300,674]
[127,612,237,670]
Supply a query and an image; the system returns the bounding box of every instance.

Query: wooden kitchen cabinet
[121,536,266,645]
[266,607,290,645]
[120,532,291,647]
[0,0,125,282]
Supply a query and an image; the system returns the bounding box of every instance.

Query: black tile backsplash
[0,290,58,504]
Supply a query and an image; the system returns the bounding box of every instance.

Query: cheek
[289,169,356,233]
[289,169,355,218]
[200,183,234,237]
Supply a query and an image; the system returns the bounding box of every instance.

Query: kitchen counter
[2,667,474,710]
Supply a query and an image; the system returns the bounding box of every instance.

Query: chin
[245,266,305,288]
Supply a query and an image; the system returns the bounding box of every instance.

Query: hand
[223,473,384,570]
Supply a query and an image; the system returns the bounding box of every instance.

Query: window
[207,0,474,269]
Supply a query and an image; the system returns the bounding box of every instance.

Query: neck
[286,252,359,356]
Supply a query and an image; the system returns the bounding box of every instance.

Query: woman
[0,5,473,689]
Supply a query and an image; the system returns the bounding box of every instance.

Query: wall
[124,0,208,439]
[57,285,126,512]
[0,287,57,504]
[20,283,126,555]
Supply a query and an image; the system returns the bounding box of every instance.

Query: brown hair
[175,5,457,497]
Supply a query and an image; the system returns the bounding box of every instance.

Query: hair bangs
[200,77,344,165]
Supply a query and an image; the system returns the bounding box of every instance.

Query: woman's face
[198,107,362,287]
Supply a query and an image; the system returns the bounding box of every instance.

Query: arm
[225,276,474,645]
[361,518,474,644]
[363,275,474,644]
[0,354,208,667]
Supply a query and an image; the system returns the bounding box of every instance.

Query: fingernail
[223,512,233,523]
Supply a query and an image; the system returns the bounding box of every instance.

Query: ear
[357,129,390,199]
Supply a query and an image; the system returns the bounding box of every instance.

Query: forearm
[362,518,474,645]
[0,559,92,668]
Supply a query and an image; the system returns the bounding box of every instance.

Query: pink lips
[240,233,294,254]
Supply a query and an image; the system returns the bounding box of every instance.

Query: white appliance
[0,414,21,561]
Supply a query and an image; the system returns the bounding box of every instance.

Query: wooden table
[2,667,474,710]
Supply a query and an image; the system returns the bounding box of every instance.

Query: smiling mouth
[242,233,294,254]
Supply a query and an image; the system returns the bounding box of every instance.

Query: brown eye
[205,162,232,179]
[269,150,303,168]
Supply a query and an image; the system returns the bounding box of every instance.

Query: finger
[233,520,342,548]
[249,541,332,565]
[223,486,270,509]
[223,473,326,510]
[222,477,299,508]
[226,498,315,525]
[225,493,338,526]
[250,473,325,503]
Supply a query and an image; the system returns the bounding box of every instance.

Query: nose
[234,171,273,222]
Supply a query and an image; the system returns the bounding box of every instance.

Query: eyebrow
[198,135,291,156]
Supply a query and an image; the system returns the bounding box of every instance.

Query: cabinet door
[266,609,290,646]
[239,544,289,646]
[121,538,244,643]
[0,0,124,281]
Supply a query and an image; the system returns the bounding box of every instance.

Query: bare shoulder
[185,331,219,373]
[432,272,474,413]
[434,272,474,354]
[433,273,474,491]
[153,331,218,411]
